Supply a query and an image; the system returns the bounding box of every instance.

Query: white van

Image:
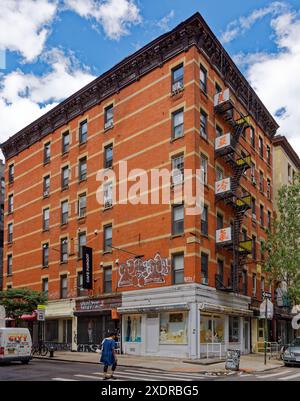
[0,328,32,364]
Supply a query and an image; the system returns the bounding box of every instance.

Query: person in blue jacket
[100,331,118,380]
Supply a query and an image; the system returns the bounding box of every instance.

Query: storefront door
[146,315,159,354]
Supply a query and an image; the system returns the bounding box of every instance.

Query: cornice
[273,135,300,169]
[0,12,279,160]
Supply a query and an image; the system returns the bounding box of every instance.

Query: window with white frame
[172,154,184,185]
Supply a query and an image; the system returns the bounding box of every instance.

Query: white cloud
[0,49,96,146]
[232,8,300,157]
[221,1,288,44]
[156,10,175,32]
[64,0,142,40]
[0,0,58,62]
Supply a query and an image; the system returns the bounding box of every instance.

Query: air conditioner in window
[172,81,184,95]
[104,120,114,130]
[43,190,49,198]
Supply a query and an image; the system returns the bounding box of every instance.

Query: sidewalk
[35,352,283,374]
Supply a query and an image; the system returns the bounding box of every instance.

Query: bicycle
[31,343,49,357]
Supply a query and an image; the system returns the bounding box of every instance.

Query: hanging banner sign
[216,227,232,244]
[292,313,300,330]
[83,246,93,290]
[215,133,231,151]
[260,299,274,320]
[215,178,231,195]
[214,88,230,107]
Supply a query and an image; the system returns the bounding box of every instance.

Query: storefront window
[45,320,59,342]
[229,316,240,342]
[125,315,142,343]
[200,315,224,343]
[160,312,188,344]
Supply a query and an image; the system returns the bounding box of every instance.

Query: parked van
[0,328,32,364]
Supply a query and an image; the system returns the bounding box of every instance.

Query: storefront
[74,296,121,352]
[118,284,252,359]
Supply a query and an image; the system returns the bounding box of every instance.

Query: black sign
[83,246,93,289]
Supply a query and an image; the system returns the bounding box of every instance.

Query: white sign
[216,227,232,244]
[215,178,231,195]
[214,88,230,107]
[0,305,6,328]
[260,300,274,320]
[215,133,231,151]
[292,313,300,330]
[37,305,46,321]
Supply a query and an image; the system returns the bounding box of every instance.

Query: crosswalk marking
[279,373,300,381]
[123,369,193,381]
[256,370,292,379]
[75,374,103,380]
[92,372,158,381]
[123,367,205,379]
[52,378,79,381]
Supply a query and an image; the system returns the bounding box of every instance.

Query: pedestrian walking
[100,331,118,380]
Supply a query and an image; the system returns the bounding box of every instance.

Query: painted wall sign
[215,178,231,195]
[215,133,231,150]
[83,246,93,290]
[118,253,170,288]
[216,227,232,244]
[214,88,230,107]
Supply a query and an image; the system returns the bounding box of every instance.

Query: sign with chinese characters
[216,227,232,244]
[83,246,93,290]
[214,88,230,107]
[215,133,231,151]
[118,253,170,288]
[215,178,231,195]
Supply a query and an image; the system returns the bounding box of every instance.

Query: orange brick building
[1,13,278,358]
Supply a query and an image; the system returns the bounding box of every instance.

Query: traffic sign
[262,291,272,299]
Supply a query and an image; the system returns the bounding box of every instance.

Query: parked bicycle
[31,343,49,357]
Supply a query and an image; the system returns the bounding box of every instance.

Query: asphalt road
[0,359,300,382]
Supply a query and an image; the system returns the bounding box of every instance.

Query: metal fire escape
[214,89,253,294]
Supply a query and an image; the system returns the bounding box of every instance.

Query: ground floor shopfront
[118,284,253,359]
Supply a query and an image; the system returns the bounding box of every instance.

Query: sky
[0,0,300,158]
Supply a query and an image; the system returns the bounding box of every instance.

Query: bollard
[49,347,55,358]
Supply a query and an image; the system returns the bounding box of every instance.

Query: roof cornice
[0,12,279,160]
[273,135,300,169]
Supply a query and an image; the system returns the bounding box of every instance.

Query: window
[201,154,208,185]
[251,162,256,184]
[43,175,50,197]
[261,276,265,294]
[216,166,223,181]
[261,240,265,262]
[259,171,264,192]
[250,127,255,148]
[78,232,86,259]
[201,205,208,236]
[260,205,264,227]
[172,204,184,235]
[60,238,68,263]
[104,144,113,169]
[104,181,113,209]
[7,255,12,276]
[160,312,188,344]
[172,109,184,139]
[229,317,240,342]
[8,223,13,244]
[1,177,5,197]
[125,315,142,343]
[267,179,271,200]
[8,194,14,213]
[42,243,49,268]
[215,82,222,94]
[44,142,51,164]
[217,213,224,230]
[252,235,257,260]
[200,109,208,139]
[104,225,112,253]
[200,65,207,93]
[77,272,84,297]
[78,193,86,218]
[61,166,69,189]
[172,64,184,92]
[201,253,209,285]
[43,208,50,231]
[62,131,70,154]
[42,278,49,297]
[79,120,88,144]
[60,275,68,299]
[242,228,247,241]
[267,211,272,231]
[172,154,184,185]
[104,105,114,129]
[61,201,69,225]
[104,267,112,294]
[252,197,256,220]
[216,125,223,138]
[267,145,271,165]
[217,259,224,283]
[259,137,263,158]
[252,274,257,297]
[172,253,184,284]
[288,164,292,183]
[79,157,87,181]
[8,164,14,184]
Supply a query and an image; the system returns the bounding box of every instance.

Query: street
[0,359,300,381]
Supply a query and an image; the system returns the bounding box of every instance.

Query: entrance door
[146,316,159,354]
[244,320,250,354]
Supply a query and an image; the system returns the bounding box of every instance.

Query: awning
[199,303,253,317]
[20,311,37,321]
[118,303,189,314]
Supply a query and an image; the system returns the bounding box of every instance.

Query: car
[0,328,32,364]
[283,337,300,367]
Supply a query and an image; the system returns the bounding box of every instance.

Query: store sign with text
[83,246,93,289]
[216,227,232,244]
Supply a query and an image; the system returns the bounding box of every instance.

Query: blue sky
[0,0,300,156]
